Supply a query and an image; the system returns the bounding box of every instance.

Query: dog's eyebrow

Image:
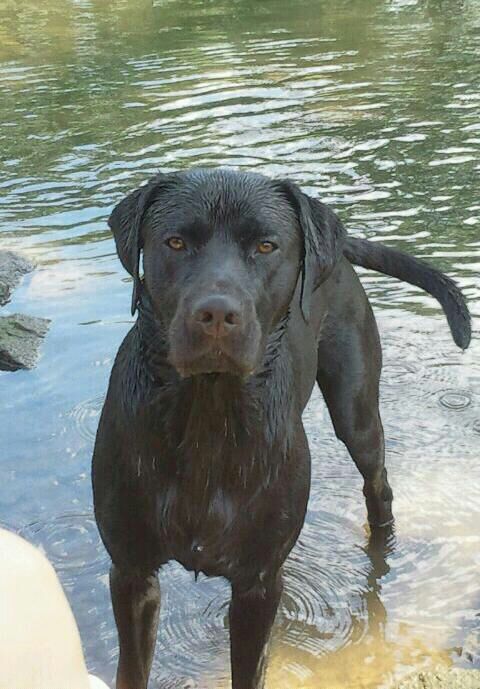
[233,218,280,243]
[160,221,212,244]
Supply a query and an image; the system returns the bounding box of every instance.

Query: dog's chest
[140,379,286,579]
[158,479,240,574]
[150,439,272,579]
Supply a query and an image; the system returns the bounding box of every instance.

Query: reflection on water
[0,0,479,687]
[269,530,451,689]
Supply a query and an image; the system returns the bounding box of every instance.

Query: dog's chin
[171,350,256,380]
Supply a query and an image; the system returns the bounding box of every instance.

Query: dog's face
[141,171,301,377]
[109,169,345,378]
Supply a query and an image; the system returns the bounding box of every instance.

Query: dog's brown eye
[257,241,277,255]
[166,237,186,251]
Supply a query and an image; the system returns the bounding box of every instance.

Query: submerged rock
[394,668,480,689]
[0,251,35,306]
[462,629,480,665]
[0,314,50,371]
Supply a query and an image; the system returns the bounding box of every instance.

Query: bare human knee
[0,528,90,689]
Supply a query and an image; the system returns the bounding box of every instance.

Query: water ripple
[69,395,104,442]
[153,564,230,686]
[436,389,473,411]
[19,513,109,584]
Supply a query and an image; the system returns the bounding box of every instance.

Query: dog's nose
[193,295,242,338]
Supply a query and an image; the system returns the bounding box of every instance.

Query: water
[0,0,479,687]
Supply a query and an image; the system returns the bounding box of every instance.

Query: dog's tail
[344,236,472,350]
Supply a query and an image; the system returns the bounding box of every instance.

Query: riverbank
[394,668,480,689]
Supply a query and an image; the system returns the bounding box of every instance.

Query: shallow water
[0,0,479,687]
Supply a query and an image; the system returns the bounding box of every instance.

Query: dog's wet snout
[192,295,242,338]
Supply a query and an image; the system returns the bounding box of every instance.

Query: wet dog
[92,168,471,689]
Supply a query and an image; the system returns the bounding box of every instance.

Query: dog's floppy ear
[108,174,170,315]
[276,179,346,322]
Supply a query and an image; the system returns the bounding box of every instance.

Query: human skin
[0,528,106,689]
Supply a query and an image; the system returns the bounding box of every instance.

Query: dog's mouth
[172,346,256,379]
[167,307,263,379]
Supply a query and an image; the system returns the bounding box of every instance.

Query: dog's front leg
[229,571,283,689]
[110,565,160,689]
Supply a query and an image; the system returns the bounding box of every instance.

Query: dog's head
[109,168,345,377]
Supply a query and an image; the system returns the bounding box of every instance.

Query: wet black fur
[92,168,471,689]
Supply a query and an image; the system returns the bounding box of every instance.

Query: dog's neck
[136,292,172,382]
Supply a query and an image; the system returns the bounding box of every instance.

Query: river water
[0,1,479,687]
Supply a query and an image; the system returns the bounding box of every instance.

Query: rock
[0,314,50,371]
[0,251,35,306]
[462,628,480,665]
[394,668,480,689]
[0,251,49,372]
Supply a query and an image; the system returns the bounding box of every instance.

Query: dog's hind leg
[110,565,160,689]
[316,296,393,528]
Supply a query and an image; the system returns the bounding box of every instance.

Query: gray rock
[394,668,480,689]
[0,251,35,306]
[0,314,50,371]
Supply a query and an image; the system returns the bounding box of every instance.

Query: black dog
[92,168,471,689]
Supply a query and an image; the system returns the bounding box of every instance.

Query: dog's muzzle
[168,292,262,378]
